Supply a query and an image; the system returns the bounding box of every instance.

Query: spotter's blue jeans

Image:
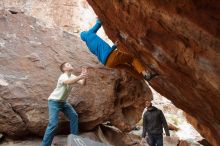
[41,100,78,146]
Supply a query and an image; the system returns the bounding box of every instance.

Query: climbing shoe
[143,72,159,81]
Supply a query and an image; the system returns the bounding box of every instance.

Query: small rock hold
[26,53,40,62]
[9,10,18,14]
[8,8,24,14]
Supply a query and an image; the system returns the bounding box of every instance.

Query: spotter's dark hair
[60,62,67,73]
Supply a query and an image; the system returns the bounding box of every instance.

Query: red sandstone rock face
[185,113,214,146]
[86,0,220,145]
[0,11,151,137]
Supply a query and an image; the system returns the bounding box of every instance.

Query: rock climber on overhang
[80,19,158,82]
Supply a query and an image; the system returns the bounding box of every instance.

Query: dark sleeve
[142,113,148,138]
[88,19,102,33]
[160,111,170,136]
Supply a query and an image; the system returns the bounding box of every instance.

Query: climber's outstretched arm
[88,19,102,33]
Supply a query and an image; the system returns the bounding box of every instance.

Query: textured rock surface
[86,0,220,145]
[1,127,141,146]
[97,125,142,146]
[1,135,65,146]
[185,113,214,146]
[0,0,114,53]
[1,0,94,32]
[0,11,151,137]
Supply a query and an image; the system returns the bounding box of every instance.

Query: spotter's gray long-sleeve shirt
[142,106,170,137]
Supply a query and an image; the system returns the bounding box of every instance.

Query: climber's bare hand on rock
[115,40,119,46]
[80,67,88,79]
